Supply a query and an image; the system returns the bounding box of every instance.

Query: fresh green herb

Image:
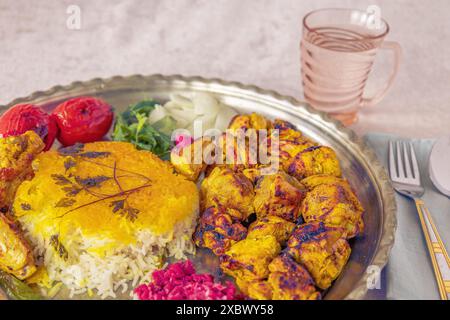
[0,271,42,300]
[112,100,173,159]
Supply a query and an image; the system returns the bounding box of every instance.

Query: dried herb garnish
[51,174,72,186]
[53,171,110,201]
[110,199,125,213]
[55,198,76,208]
[55,160,152,223]
[109,200,140,222]
[20,203,31,211]
[49,234,68,261]
[78,151,111,159]
[62,186,82,197]
[58,143,84,156]
[122,207,139,222]
[75,175,110,188]
[64,158,77,171]
[82,158,151,184]
[59,143,110,160]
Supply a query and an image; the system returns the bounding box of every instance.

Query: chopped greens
[0,271,42,300]
[112,100,174,159]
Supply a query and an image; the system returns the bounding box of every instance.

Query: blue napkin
[364,133,450,300]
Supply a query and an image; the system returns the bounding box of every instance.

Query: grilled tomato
[0,103,57,151]
[52,96,113,146]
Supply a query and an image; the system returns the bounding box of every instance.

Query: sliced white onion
[163,101,183,111]
[196,114,217,132]
[169,93,194,109]
[215,105,238,131]
[169,114,189,129]
[169,108,198,123]
[185,123,194,135]
[148,105,168,124]
[193,92,219,116]
[160,92,237,135]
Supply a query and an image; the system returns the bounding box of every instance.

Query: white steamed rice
[25,219,196,299]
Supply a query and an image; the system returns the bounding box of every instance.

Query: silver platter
[0,74,396,300]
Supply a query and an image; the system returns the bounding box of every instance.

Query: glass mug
[300,8,402,125]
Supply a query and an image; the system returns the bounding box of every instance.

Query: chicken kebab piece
[244,170,304,247]
[247,215,295,245]
[268,119,317,169]
[301,174,364,238]
[212,170,312,300]
[196,168,304,255]
[219,235,281,282]
[194,166,255,254]
[285,146,341,180]
[241,254,321,300]
[214,113,271,172]
[227,171,320,299]
[286,221,351,290]
[170,137,213,181]
[212,133,258,172]
[193,207,247,256]
[0,131,44,279]
[228,113,272,133]
[200,166,255,221]
[266,119,342,179]
[253,171,305,222]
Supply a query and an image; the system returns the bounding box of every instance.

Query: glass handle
[362,41,402,107]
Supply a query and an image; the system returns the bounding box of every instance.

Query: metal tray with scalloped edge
[0,74,397,300]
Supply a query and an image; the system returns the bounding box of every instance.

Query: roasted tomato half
[0,103,57,151]
[52,96,113,146]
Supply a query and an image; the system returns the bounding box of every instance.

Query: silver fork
[389,141,450,300]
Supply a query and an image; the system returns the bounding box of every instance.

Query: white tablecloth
[1,0,449,138]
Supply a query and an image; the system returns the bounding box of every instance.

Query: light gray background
[1,0,449,138]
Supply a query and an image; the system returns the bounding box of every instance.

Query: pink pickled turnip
[134,260,239,300]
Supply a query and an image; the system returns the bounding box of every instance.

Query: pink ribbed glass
[301,8,401,125]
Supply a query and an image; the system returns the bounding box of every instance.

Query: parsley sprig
[112,100,172,159]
